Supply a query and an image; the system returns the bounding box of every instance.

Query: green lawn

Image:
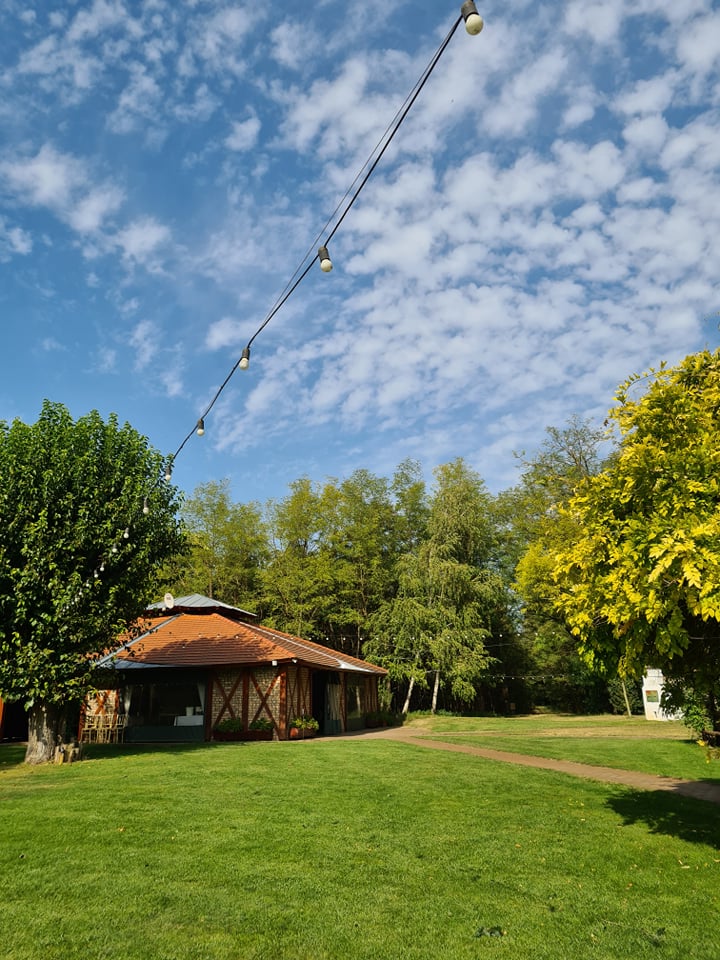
[403,714,720,781]
[1,734,719,960]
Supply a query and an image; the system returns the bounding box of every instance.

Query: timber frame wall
[209,666,285,739]
[208,665,381,740]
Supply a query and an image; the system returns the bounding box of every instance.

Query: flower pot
[213,731,244,742]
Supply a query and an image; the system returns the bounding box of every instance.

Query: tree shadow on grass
[1,741,238,769]
[82,741,236,761]
[0,744,27,770]
[607,789,720,848]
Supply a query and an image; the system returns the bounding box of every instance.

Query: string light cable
[73,3,485,603]
[168,2,484,465]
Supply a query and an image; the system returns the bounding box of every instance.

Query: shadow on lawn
[82,741,228,761]
[607,789,720,847]
[0,744,27,770]
[0,740,230,769]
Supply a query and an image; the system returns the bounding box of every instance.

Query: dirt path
[360,726,720,805]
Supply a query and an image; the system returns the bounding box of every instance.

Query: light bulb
[123,527,130,539]
[318,245,333,272]
[164,460,173,482]
[196,418,205,436]
[461,1,484,34]
[239,346,251,370]
[112,544,118,554]
[143,498,150,515]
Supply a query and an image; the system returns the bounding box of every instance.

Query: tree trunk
[402,676,415,716]
[25,701,66,765]
[620,679,632,718]
[707,691,719,731]
[431,669,440,714]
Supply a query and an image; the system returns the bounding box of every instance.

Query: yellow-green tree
[553,350,720,726]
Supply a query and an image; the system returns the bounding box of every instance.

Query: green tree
[0,401,185,763]
[322,469,399,657]
[368,459,501,712]
[169,479,268,609]
[505,417,611,711]
[261,478,336,639]
[261,465,427,653]
[552,350,720,726]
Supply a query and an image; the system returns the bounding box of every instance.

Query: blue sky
[1,0,719,507]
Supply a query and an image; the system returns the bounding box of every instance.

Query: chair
[81,715,100,744]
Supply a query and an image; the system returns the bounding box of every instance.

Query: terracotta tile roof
[105,611,386,675]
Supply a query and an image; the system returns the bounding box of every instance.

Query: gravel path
[359,726,720,804]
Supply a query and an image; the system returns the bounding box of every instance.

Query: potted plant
[213,717,245,741]
[289,715,320,739]
[247,716,274,741]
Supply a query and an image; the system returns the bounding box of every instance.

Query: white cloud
[622,114,669,153]
[205,316,246,351]
[173,83,218,123]
[562,92,597,129]
[613,73,677,116]
[114,216,171,264]
[192,6,258,75]
[676,11,720,75]
[16,34,103,93]
[40,337,66,352]
[95,347,117,373]
[225,114,261,152]
[483,50,568,137]
[68,184,125,233]
[0,144,127,240]
[0,143,85,208]
[0,216,32,260]
[107,63,163,133]
[129,319,159,369]
[269,23,316,70]
[563,0,625,45]
[66,0,137,43]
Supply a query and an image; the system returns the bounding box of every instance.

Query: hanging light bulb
[143,497,150,515]
[318,245,333,272]
[461,0,483,34]
[196,418,205,436]
[164,460,173,483]
[100,561,105,572]
[123,527,130,539]
[111,544,118,554]
[239,346,251,370]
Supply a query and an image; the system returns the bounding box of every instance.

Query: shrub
[249,716,273,731]
[291,716,319,732]
[214,717,244,733]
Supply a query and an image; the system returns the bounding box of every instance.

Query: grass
[402,714,720,781]
[1,725,719,959]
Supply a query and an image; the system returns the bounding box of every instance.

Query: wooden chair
[80,715,100,744]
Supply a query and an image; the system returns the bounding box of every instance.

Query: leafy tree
[503,417,611,711]
[169,479,268,609]
[390,458,430,554]
[368,459,501,712]
[0,401,184,763]
[261,478,337,639]
[552,350,720,726]
[261,465,427,654]
[322,469,401,656]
